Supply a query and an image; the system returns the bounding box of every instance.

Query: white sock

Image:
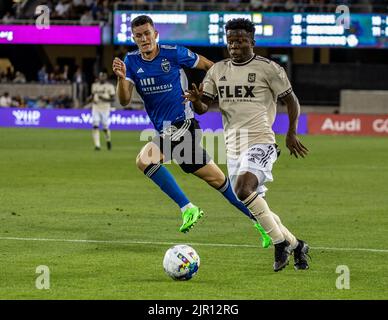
[242,192,285,245]
[271,210,298,249]
[92,129,100,148]
[180,203,195,213]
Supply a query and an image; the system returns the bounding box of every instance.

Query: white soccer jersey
[91,82,115,112]
[203,55,292,158]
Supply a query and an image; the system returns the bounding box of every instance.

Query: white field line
[0,236,388,253]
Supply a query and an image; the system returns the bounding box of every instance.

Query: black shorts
[152,118,211,173]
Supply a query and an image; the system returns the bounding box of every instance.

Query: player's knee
[136,143,163,172]
[234,185,255,201]
[234,172,259,201]
[135,152,148,171]
[136,149,158,172]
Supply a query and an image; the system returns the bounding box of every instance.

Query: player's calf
[102,128,112,150]
[92,126,101,149]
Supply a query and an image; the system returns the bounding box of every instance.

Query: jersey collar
[231,54,256,66]
[140,45,160,62]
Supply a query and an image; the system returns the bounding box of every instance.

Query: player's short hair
[131,15,154,29]
[225,18,255,39]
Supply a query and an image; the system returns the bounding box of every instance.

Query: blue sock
[218,178,255,220]
[144,163,190,209]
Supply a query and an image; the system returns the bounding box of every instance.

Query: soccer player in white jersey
[184,18,310,272]
[91,72,115,151]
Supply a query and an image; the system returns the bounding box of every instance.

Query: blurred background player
[112,15,271,246]
[184,18,310,272]
[90,72,115,151]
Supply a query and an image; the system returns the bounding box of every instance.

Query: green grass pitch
[0,127,387,299]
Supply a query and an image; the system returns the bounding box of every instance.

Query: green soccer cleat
[179,206,204,233]
[254,223,272,248]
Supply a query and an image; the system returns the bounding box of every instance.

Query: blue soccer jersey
[124,45,200,132]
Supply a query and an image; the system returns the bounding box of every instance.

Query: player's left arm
[280,91,309,158]
[176,46,213,71]
[267,62,308,158]
[194,55,214,71]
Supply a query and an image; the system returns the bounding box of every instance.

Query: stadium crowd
[0,91,72,109]
[0,64,77,84]
[0,0,386,22]
[0,63,85,109]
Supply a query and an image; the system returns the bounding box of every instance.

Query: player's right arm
[182,64,217,114]
[182,83,213,115]
[112,57,134,106]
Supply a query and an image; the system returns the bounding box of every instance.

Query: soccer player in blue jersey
[112,15,270,246]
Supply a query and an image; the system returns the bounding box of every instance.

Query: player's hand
[112,57,126,80]
[286,132,309,158]
[182,83,203,104]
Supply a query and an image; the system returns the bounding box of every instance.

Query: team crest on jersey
[248,73,256,83]
[161,59,171,73]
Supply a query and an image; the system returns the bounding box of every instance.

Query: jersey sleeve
[202,65,217,100]
[176,45,200,69]
[267,61,293,99]
[123,55,135,84]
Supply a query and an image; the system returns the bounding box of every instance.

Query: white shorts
[92,109,110,129]
[227,144,278,197]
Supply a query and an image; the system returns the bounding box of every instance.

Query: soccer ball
[163,244,200,281]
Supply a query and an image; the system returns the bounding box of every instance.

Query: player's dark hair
[225,18,255,39]
[131,15,154,29]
